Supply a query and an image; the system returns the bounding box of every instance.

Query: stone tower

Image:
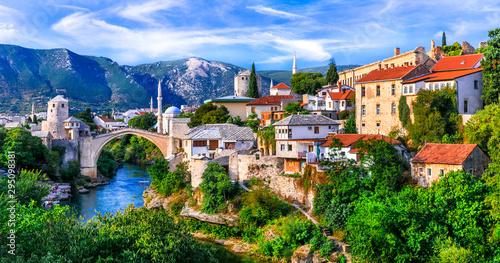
[292,52,297,74]
[42,95,69,139]
[157,81,163,133]
[234,69,262,97]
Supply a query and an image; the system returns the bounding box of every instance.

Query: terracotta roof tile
[357,66,417,83]
[411,143,477,165]
[402,68,482,84]
[320,134,401,150]
[246,95,295,105]
[271,83,291,89]
[349,135,401,153]
[431,54,483,72]
[328,90,355,100]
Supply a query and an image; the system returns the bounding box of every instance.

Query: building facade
[234,69,262,98]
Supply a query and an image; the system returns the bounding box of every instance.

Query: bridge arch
[79,128,173,177]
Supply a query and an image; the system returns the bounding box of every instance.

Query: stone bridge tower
[41,95,68,139]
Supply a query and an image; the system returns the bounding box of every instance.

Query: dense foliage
[398,95,411,129]
[96,150,117,178]
[284,102,308,116]
[199,162,238,214]
[407,88,462,148]
[248,63,259,98]
[290,72,326,95]
[73,108,97,131]
[188,103,231,128]
[257,125,276,155]
[127,113,157,130]
[149,160,189,197]
[1,128,47,171]
[108,134,162,164]
[344,116,356,134]
[442,42,462,57]
[481,28,500,105]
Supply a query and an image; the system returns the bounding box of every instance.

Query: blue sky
[0,0,498,70]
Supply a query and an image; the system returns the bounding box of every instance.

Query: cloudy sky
[0,0,498,70]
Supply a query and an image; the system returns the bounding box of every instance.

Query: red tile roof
[271,83,291,89]
[431,54,483,72]
[321,134,365,147]
[98,115,116,122]
[246,95,295,105]
[411,143,477,165]
[328,90,354,100]
[357,66,417,83]
[402,68,482,84]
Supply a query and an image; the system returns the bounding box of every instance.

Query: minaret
[270,79,274,89]
[150,97,153,113]
[292,52,297,74]
[30,102,35,122]
[157,81,163,133]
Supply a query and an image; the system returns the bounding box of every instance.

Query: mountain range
[0,44,358,114]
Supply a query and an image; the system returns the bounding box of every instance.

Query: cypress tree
[325,59,339,85]
[248,63,259,98]
[442,31,447,46]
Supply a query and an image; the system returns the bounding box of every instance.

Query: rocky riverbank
[73,175,110,194]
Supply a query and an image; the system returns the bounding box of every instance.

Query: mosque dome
[164,106,181,114]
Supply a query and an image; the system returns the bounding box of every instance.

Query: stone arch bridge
[79,128,175,177]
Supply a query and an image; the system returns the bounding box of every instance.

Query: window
[434,83,438,91]
[403,86,408,94]
[193,140,207,147]
[361,86,365,97]
[409,85,413,93]
[61,104,64,108]
[464,99,468,113]
[341,101,345,107]
[50,109,53,113]
[440,83,445,90]
[288,144,292,151]
[474,80,478,90]
[308,126,312,130]
[419,167,423,174]
[308,145,313,152]
[376,86,380,96]
[392,103,396,115]
[427,83,431,90]
[376,122,381,127]
[468,169,473,175]
[391,84,395,95]
[376,104,380,115]
[427,168,432,177]
[361,122,366,127]
[53,104,55,107]
[281,144,285,151]
[440,169,444,176]
[362,105,366,116]
[314,127,319,134]
[329,102,332,108]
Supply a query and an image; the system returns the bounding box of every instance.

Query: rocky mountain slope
[0,44,358,114]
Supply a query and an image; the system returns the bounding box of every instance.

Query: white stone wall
[275,125,335,140]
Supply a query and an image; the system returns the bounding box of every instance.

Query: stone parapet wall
[236,155,284,181]
[190,159,208,188]
[52,139,79,164]
[269,175,315,212]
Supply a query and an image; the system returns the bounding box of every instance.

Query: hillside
[0,44,358,114]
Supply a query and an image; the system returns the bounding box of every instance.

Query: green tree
[443,42,462,57]
[283,102,306,116]
[246,113,260,132]
[162,104,173,112]
[0,170,50,205]
[408,88,462,148]
[199,162,236,214]
[188,104,231,127]
[442,31,447,46]
[1,128,48,171]
[344,116,357,134]
[481,28,500,105]
[325,59,339,85]
[398,96,411,129]
[128,113,157,130]
[257,125,276,155]
[151,162,188,197]
[248,63,259,98]
[290,72,326,95]
[73,108,97,131]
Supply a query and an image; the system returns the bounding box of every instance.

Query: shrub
[152,162,188,197]
[319,240,338,258]
[199,162,238,214]
[239,184,292,227]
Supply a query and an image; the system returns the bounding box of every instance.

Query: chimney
[394,47,400,56]
[338,81,342,88]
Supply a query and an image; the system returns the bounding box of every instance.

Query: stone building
[162,106,190,151]
[234,69,262,97]
[411,143,490,187]
[41,95,69,139]
[246,95,300,122]
[204,95,254,121]
[183,123,255,160]
[401,53,484,124]
[338,47,436,87]
[355,65,430,135]
[274,114,339,173]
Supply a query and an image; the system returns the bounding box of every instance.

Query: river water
[64,164,267,263]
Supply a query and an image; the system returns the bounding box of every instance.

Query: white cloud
[51,4,90,11]
[246,5,307,20]
[117,0,185,24]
